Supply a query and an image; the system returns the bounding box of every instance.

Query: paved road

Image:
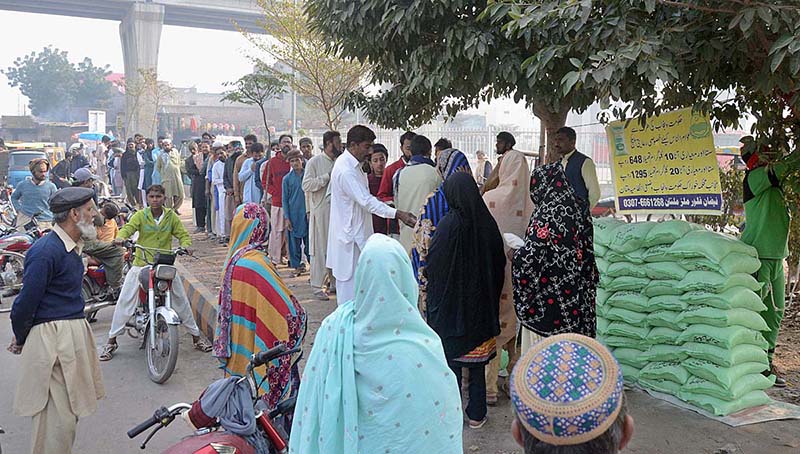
[1,212,799,452]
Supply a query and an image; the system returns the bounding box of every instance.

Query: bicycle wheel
[0,251,25,311]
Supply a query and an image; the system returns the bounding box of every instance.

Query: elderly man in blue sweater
[8,187,105,454]
[11,158,57,229]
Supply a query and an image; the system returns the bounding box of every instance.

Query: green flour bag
[644,280,682,297]
[644,262,688,280]
[677,306,769,331]
[677,271,761,293]
[670,230,758,263]
[680,288,767,312]
[643,220,694,247]
[682,342,769,368]
[593,217,625,246]
[638,377,682,396]
[647,327,683,345]
[642,344,688,362]
[612,347,649,369]
[682,358,768,388]
[649,295,688,312]
[677,324,769,350]
[682,374,774,401]
[678,390,771,416]
[606,291,650,312]
[639,361,690,385]
[608,222,655,253]
[607,261,649,278]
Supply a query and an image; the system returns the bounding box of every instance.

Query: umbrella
[79,132,113,141]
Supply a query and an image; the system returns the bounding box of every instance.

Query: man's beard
[77,216,98,241]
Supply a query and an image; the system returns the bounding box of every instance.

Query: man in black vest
[553,127,601,212]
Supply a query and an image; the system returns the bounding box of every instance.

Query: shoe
[486,394,498,406]
[764,365,787,388]
[314,289,330,301]
[194,227,204,233]
[468,417,487,429]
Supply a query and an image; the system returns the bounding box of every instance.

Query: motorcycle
[122,240,187,384]
[82,245,133,322]
[0,214,47,255]
[128,344,301,454]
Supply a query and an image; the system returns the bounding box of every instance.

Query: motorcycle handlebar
[127,414,160,439]
[251,345,301,368]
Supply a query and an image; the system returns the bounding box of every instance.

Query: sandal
[193,338,212,352]
[99,343,118,361]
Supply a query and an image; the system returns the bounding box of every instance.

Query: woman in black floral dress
[512,162,598,351]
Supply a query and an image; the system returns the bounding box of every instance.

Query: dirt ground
[768,301,800,405]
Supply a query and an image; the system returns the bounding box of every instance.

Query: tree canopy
[243,0,367,130]
[306,0,800,161]
[3,46,114,120]
[222,65,286,143]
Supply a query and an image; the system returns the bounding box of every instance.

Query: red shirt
[377,157,406,201]
[266,155,291,207]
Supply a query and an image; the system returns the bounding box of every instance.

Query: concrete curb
[176,260,218,341]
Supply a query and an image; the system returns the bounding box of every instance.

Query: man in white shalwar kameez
[211,144,228,238]
[326,125,417,305]
[302,131,342,300]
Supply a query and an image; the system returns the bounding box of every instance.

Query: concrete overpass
[0,0,266,136]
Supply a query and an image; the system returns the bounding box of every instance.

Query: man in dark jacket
[120,139,141,207]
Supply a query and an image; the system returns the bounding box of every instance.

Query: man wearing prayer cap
[510,333,634,453]
[9,186,105,454]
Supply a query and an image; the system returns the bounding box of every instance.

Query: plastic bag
[643,220,694,247]
[670,230,758,263]
[607,276,651,292]
[642,344,688,362]
[682,374,774,401]
[680,288,767,312]
[649,295,688,312]
[607,261,649,278]
[647,327,683,345]
[679,390,771,416]
[644,262,688,281]
[606,291,650,312]
[677,306,769,331]
[677,324,769,350]
[639,361,690,385]
[644,280,682,297]
[608,222,656,253]
[677,271,762,293]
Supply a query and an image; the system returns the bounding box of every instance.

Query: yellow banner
[606,107,722,215]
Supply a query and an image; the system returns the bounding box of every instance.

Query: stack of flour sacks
[593,218,774,416]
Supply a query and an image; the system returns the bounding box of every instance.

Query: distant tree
[221,64,286,143]
[123,69,174,137]
[2,46,113,120]
[241,0,368,130]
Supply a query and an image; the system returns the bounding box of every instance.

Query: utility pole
[290,0,298,137]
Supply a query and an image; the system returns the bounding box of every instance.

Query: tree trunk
[259,105,271,144]
[533,104,570,164]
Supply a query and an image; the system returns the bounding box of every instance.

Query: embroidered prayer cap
[510,333,624,446]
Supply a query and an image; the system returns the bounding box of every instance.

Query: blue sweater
[11,231,85,345]
[10,177,57,221]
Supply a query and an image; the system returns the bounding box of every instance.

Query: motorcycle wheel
[146,313,179,384]
[0,251,25,310]
[82,283,98,322]
[0,206,15,228]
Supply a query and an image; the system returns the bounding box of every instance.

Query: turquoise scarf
[289,234,463,453]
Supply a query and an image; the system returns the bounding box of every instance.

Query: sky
[0,10,538,129]
[0,10,255,116]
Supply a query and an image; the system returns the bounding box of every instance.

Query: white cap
[212,140,225,149]
[162,138,172,145]
[69,143,83,151]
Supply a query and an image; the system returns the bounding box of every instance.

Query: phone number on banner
[617,194,723,211]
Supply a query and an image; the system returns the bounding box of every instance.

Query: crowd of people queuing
[8,120,644,454]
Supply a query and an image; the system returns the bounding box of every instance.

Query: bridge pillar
[119,2,164,138]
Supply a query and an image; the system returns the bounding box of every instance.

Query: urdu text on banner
[605,107,723,215]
